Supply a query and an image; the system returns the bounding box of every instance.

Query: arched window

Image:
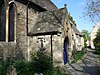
[0,4,6,41]
[8,4,15,42]
[0,1,16,42]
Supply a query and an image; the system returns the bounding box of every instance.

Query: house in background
[90,23,100,49]
[0,0,84,67]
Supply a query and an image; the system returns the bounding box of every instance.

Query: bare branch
[84,0,100,23]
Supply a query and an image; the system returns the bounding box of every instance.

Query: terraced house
[0,0,84,66]
[90,23,100,49]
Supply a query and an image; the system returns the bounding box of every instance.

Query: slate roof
[28,8,66,36]
[30,0,58,10]
[0,0,57,10]
[71,21,82,36]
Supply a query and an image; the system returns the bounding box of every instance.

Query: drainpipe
[51,34,53,68]
[26,1,29,35]
[26,1,30,61]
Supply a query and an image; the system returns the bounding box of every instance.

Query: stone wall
[0,1,28,60]
[27,34,64,66]
[61,12,73,62]
[71,25,84,52]
[0,1,66,66]
[0,3,17,60]
[67,18,73,61]
[52,35,64,66]
[16,1,28,60]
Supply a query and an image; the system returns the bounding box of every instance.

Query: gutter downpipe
[26,1,29,35]
[26,1,30,61]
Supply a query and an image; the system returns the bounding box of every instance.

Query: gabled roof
[28,8,67,36]
[30,0,58,10]
[0,0,57,11]
[70,21,82,36]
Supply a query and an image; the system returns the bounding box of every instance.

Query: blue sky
[52,0,95,32]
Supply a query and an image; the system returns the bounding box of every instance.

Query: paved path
[66,48,100,75]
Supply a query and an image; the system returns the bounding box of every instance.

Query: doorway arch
[63,37,69,64]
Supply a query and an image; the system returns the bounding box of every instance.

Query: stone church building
[0,0,83,66]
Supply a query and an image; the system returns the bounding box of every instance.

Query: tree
[81,30,90,47]
[81,30,90,42]
[84,0,100,23]
[31,47,52,74]
[93,29,100,53]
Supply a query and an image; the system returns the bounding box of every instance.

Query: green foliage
[0,59,67,75]
[0,47,53,75]
[84,0,100,22]
[98,55,100,63]
[0,60,9,75]
[13,60,30,75]
[0,60,30,75]
[44,69,68,75]
[93,29,100,54]
[30,47,52,74]
[81,30,90,41]
[0,47,68,75]
[84,43,87,48]
[81,30,90,48]
[72,50,86,63]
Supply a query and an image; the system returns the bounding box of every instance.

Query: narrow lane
[67,48,100,75]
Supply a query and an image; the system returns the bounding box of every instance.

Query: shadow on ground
[67,49,100,75]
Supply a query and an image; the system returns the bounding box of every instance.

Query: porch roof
[28,8,66,36]
[72,23,82,36]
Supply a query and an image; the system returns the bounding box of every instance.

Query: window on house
[8,4,15,42]
[0,4,6,41]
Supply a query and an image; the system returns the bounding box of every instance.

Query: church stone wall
[15,1,41,60]
[16,2,28,60]
[0,1,67,66]
[0,1,29,60]
[27,34,64,66]
[0,3,17,60]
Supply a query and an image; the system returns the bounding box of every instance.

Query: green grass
[44,70,68,75]
[72,50,86,63]
[93,51,100,63]
[97,55,100,63]
[97,54,100,63]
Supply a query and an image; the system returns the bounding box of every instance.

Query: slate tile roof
[71,22,82,36]
[30,0,58,10]
[0,0,57,10]
[28,8,67,36]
